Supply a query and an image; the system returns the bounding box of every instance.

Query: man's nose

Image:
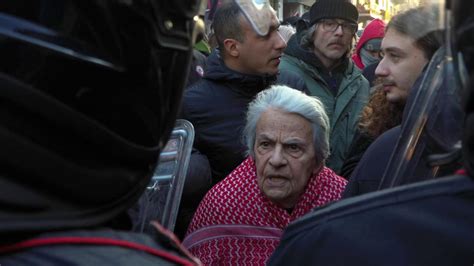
[334,24,344,36]
[375,58,389,77]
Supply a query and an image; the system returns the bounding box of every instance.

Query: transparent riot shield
[133,119,194,233]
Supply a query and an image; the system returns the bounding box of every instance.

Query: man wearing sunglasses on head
[279,0,370,175]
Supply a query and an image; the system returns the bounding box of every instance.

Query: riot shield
[133,119,195,233]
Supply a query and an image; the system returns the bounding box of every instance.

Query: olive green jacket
[279,54,370,174]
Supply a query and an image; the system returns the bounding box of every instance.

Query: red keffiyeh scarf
[183,157,347,265]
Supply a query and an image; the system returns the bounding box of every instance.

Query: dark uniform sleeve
[342,126,400,198]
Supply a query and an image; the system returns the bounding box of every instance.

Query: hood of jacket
[352,19,386,69]
[284,31,349,90]
[285,31,328,71]
[204,49,277,96]
[285,31,349,73]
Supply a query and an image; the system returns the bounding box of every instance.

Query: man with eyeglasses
[279,0,370,175]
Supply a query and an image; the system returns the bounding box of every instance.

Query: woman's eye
[260,141,270,148]
[288,144,300,152]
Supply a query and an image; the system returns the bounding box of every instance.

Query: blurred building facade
[268,0,422,27]
[206,0,423,29]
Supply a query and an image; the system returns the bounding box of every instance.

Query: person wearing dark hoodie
[181,2,307,190]
[279,0,370,174]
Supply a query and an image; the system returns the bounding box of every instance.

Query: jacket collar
[284,31,349,75]
[204,49,277,96]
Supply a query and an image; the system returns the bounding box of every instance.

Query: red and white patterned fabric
[182,156,347,265]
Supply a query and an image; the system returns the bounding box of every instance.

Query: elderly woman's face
[254,108,319,209]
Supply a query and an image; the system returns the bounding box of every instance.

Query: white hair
[243,85,330,164]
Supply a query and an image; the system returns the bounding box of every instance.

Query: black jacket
[181,50,307,183]
[362,61,379,87]
[339,129,376,179]
[342,126,400,196]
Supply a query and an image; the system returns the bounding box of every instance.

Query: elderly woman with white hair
[183,85,347,266]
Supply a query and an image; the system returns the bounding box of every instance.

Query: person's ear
[223,38,240,57]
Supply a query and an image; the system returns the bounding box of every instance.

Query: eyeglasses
[319,19,357,34]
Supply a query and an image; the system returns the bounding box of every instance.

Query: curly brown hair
[358,81,404,138]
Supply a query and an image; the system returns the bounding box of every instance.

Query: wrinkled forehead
[256,109,313,136]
